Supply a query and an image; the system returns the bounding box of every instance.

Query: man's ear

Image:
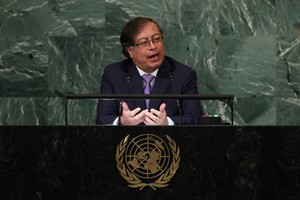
[126,47,134,58]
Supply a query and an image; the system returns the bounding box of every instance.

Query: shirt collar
[136,66,158,77]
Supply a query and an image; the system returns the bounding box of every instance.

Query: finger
[149,108,159,116]
[150,103,167,117]
[144,116,156,125]
[145,111,159,123]
[134,110,146,120]
[122,102,129,111]
[131,107,142,116]
[159,103,166,112]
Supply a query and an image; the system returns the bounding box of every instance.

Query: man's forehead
[134,22,160,40]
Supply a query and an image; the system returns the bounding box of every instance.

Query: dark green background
[0,0,299,125]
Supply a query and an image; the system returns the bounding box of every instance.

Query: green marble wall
[0,0,299,125]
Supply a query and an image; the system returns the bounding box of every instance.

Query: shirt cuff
[167,117,175,126]
[112,117,119,125]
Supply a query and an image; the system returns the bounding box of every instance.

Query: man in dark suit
[96,17,203,125]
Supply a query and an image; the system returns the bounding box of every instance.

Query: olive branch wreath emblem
[116,134,180,190]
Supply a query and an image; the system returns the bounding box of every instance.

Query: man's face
[127,21,165,73]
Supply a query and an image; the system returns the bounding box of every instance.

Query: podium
[0,126,299,199]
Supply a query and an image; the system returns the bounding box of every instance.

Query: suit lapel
[151,59,173,109]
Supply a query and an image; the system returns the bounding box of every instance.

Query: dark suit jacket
[96,56,203,125]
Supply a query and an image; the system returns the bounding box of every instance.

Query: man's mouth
[147,53,159,59]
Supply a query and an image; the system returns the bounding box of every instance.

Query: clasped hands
[120,102,168,126]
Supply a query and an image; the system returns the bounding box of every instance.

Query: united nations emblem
[116,134,180,190]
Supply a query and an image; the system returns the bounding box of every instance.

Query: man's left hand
[143,103,168,125]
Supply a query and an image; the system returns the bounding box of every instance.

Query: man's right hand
[120,102,146,125]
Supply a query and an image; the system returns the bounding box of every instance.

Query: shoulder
[102,59,134,77]
[164,56,196,74]
[105,58,133,70]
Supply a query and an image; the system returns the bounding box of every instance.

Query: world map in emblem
[125,134,171,179]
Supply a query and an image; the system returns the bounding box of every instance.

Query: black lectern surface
[0,126,299,200]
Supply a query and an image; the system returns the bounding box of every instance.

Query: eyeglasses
[134,35,163,50]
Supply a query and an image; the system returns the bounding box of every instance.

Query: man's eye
[152,37,160,43]
[138,41,148,46]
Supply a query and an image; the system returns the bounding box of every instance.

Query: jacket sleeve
[96,65,120,125]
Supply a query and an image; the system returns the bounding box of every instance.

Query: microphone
[169,73,182,125]
[118,74,132,125]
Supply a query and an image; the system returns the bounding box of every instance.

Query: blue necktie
[142,74,155,109]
